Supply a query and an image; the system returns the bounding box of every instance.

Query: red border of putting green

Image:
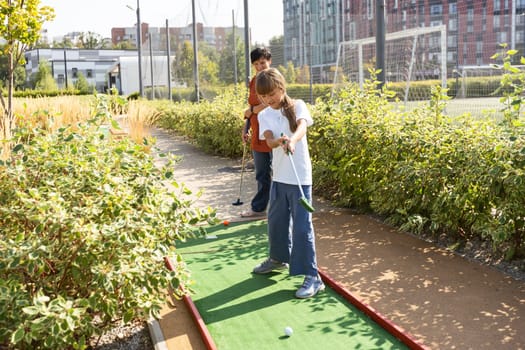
[318,268,428,350]
[164,256,428,350]
[164,257,218,350]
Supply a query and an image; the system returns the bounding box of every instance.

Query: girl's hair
[255,68,297,132]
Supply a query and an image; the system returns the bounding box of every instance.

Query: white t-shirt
[258,99,313,186]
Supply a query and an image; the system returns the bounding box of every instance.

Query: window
[494,15,500,27]
[449,3,457,15]
[72,68,78,78]
[349,22,356,41]
[86,69,93,78]
[494,0,500,11]
[467,8,474,21]
[292,37,297,60]
[430,4,442,16]
[449,18,457,31]
[367,0,374,20]
[476,41,483,54]
[448,34,457,47]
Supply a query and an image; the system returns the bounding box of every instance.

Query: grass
[13,95,95,132]
[123,100,162,145]
[395,96,502,118]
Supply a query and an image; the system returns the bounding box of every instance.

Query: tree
[0,0,54,158]
[0,45,26,90]
[52,37,74,48]
[77,31,107,49]
[113,40,136,50]
[173,40,219,87]
[278,61,297,84]
[74,71,93,93]
[173,41,194,86]
[218,32,245,85]
[296,65,311,84]
[33,60,57,91]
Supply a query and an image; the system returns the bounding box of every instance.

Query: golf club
[281,133,315,212]
[232,141,247,206]
[288,152,315,213]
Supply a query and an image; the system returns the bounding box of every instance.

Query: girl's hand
[280,134,295,154]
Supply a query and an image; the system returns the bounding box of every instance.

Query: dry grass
[13,95,95,132]
[2,96,163,158]
[123,100,162,147]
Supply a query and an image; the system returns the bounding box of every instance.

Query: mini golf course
[171,220,423,350]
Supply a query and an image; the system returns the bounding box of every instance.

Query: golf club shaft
[234,142,247,204]
[288,153,307,199]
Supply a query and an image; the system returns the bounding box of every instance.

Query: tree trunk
[1,48,14,160]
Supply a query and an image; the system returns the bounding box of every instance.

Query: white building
[107,55,174,96]
[24,48,139,93]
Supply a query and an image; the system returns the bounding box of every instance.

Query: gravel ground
[428,232,525,281]
[90,320,154,350]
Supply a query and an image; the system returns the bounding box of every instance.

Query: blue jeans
[267,182,318,276]
[251,150,272,212]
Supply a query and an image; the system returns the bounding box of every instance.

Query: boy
[240,47,273,218]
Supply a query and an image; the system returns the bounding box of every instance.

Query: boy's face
[253,58,271,73]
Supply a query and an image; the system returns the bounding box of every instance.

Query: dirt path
[152,127,525,350]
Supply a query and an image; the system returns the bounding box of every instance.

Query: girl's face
[258,87,284,110]
[253,58,271,72]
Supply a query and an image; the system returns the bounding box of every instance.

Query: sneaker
[252,258,289,274]
[295,275,325,299]
[241,209,266,218]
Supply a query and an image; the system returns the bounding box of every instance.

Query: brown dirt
[151,128,525,350]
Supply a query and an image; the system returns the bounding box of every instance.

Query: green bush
[310,70,525,259]
[0,100,214,349]
[157,87,247,157]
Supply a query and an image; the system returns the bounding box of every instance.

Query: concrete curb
[147,318,168,350]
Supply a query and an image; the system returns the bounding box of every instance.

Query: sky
[39,0,283,45]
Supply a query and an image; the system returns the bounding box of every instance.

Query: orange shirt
[248,76,271,153]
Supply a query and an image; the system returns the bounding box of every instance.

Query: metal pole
[233,9,238,87]
[166,19,172,101]
[149,33,154,100]
[191,0,200,102]
[137,0,144,97]
[243,0,250,87]
[376,0,386,89]
[63,48,68,89]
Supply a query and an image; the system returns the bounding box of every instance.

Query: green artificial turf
[175,220,408,350]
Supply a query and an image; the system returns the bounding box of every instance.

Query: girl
[252,68,324,299]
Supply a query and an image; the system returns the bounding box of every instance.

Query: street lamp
[127,1,144,97]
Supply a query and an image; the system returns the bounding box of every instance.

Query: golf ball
[284,326,293,336]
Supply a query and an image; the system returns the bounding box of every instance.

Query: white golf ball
[284,326,293,336]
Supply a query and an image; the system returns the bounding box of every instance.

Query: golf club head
[300,197,315,213]
[232,199,244,206]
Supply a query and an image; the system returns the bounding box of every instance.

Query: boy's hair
[255,68,297,132]
[250,47,272,64]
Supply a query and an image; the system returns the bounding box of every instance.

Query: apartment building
[111,22,244,53]
[283,0,525,83]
